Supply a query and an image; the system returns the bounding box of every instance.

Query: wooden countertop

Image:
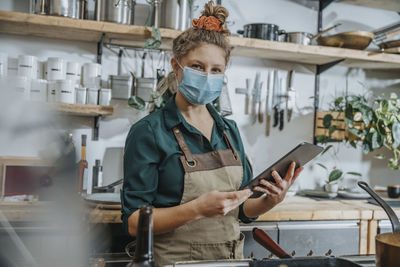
[2,196,399,224]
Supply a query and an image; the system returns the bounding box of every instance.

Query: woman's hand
[254,162,303,206]
[194,189,253,218]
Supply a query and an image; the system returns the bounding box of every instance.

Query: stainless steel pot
[95,0,136,24]
[161,0,191,31]
[146,0,162,28]
[49,0,77,18]
[284,32,313,45]
[31,0,50,14]
[237,23,285,41]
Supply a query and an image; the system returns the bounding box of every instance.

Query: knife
[252,72,261,124]
[258,82,264,123]
[265,70,273,136]
[287,70,296,122]
[272,70,279,128]
[279,76,285,131]
[245,78,251,115]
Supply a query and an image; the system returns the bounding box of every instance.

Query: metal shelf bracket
[97,33,105,64]
[93,115,102,141]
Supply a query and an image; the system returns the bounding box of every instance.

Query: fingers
[271,170,283,184]
[255,181,281,196]
[221,190,252,214]
[290,166,304,184]
[284,162,296,181]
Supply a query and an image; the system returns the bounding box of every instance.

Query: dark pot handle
[278,29,286,34]
[358,181,400,232]
[237,30,244,35]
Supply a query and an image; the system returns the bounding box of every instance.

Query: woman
[121,1,303,266]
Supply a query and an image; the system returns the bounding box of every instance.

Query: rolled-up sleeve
[121,120,160,233]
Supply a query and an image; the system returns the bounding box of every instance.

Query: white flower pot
[324,183,339,193]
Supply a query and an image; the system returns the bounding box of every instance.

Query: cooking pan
[378,39,400,50]
[237,23,285,41]
[252,228,362,266]
[358,181,400,267]
[317,31,374,50]
[282,24,341,45]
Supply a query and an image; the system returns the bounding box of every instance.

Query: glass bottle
[127,206,156,267]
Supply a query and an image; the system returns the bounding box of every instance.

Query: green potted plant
[317,163,362,192]
[316,93,400,170]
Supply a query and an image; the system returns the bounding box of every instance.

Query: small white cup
[30,79,48,102]
[18,55,38,79]
[47,57,66,81]
[56,79,75,104]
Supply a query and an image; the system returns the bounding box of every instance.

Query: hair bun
[202,0,229,27]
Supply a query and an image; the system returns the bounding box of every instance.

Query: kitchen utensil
[32,0,49,14]
[75,87,87,104]
[161,0,191,31]
[388,185,400,198]
[337,190,370,199]
[93,178,122,193]
[18,55,38,79]
[278,76,285,131]
[251,72,261,124]
[30,79,47,102]
[317,31,374,50]
[253,227,291,258]
[258,82,264,123]
[49,0,77,18]
[7,58,18,77]
[136,78,157,102]
[358,181,400,267]
[99,88,112,106]
[265,70,273,136]
[95,0,135,25]
[272,24,341,45]
[218,78,233,117]
[147,0,162,28]
[77,0,88,19]
[378,39,400,49]
[245,78,251,115]
[87,88,99,105]
[55,79,75,104]
[85,192,120,204]
[10,76,31,101]
[374,21,400,43]
[110,74,133,99]
[92,159,102,190]
[286,70,295,122]
[272,70,279,128]
[46,57,66,81]
[237,23,285,41]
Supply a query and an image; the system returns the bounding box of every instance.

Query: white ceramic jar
[0,52,7,77]
[83,63,101,88]
[7,58,18,77]
[18,55,38,79]
[76,87,87,104]
[99,88,112,106]
[47,81,57,102]
[56,79,75,104]
[66,61,81,85]
[47,57,66,81]
[87,88,99,105]
[30,79,48,102]
[11,76,31,100]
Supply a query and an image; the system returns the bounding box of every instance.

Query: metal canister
[49,0,77,18]
[95,0,136,24]
[135,77,157,102]
[32,0,50,14]
[161,0,191,31]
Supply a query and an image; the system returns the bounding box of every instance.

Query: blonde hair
[172,1,231,64]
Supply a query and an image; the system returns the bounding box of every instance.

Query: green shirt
[121,95,257,233]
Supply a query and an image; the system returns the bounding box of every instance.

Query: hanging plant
[143,26,162,50]
[316,93,400,170]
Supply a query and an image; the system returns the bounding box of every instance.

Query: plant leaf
[321,145,333,155]
[375,154,385,159]
[323,114,333,128]
[362,142,370,154]
[316,135,329,144]
[349,140,357,148]
[329,169,343,182]
[349,127,362,137]
[372,131,383,149]
[345,103,354,127]
[152,26,161,41]
[317,163,327,170]
[346,172,362,176]
[329,125,337,136]
[128,96,146,110]
[392,121,400,148]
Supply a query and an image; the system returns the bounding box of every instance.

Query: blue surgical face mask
[176,61,224,105]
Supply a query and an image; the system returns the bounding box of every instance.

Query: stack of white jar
[0,53,112,106]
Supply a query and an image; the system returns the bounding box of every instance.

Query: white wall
[0,0,399,194]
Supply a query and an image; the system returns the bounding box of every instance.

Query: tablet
[244,142,324,198]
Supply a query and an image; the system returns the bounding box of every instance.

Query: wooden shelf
[1,10,400,69]
[49,103,114,117]
[338,0,400,12]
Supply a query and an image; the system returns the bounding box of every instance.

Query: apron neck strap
[223,132,239,160]
[172,126,195,163]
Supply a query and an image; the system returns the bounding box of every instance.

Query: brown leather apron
[153,126,245,267]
